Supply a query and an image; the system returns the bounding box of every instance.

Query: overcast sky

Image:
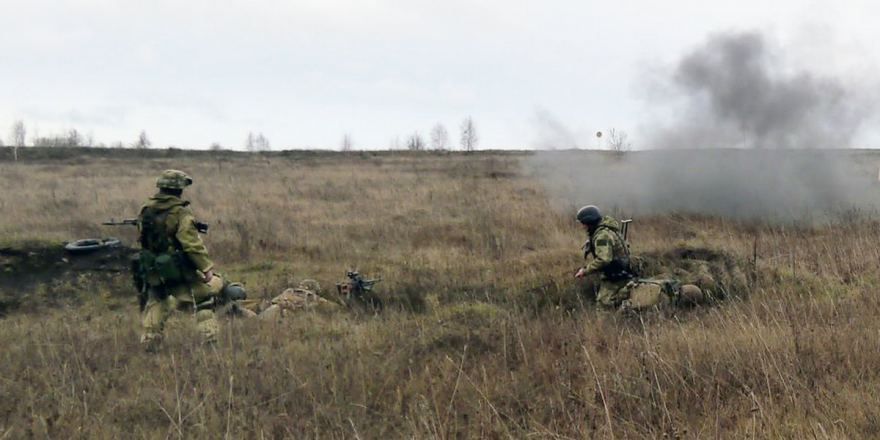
[1,0,878,150]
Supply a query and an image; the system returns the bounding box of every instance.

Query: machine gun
[103,218,139,227]
[103,217,209,234]
[336,270,383,311]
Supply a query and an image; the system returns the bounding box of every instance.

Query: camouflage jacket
[584,216,630,277]
[137,193,214,273]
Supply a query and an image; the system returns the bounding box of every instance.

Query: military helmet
[297,279,322,294]
[156,169,193,190]
[221,282,247,301]
[576,205,602,225]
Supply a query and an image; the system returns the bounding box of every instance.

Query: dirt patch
[0,241,136,315]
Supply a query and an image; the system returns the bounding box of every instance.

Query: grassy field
[2,147,880,438]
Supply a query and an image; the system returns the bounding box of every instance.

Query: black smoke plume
[653,31,872,149]
[525,31,880,222]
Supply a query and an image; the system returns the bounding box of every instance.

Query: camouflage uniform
[232,280,338,319]
[138,170,224,349]
[576,207,707,310]
[259,280,338,319]
[582,216,635,308]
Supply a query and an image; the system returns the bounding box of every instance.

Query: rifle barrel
[102,219,138,226]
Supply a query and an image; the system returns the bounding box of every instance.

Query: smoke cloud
[525,149,880,222]
[651,31,873,149]
[531,108,580,150]
[525,31,880,222]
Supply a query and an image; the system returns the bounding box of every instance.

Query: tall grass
[1,149,879,438]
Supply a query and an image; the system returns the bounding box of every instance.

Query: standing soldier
[574,205,636,308]
[137,169,243,351]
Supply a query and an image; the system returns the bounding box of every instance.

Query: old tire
[64,238,122,255]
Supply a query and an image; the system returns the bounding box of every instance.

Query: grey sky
[1,0,878,149]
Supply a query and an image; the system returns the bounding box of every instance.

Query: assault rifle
[620,218,632,241]
[581,238,592,259]
[102,217,209,234]
[336,270,383,311]
[103,218,138,227]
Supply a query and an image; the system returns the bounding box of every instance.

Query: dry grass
[2,147,880,438]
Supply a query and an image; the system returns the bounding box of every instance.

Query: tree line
[5,117,633,159]
[343,116,478,152]
[4,115,481,156]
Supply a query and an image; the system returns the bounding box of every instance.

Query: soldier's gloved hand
[202,269,214,283]
[574,268,587,279]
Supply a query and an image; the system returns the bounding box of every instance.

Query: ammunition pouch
[602,257,635,282]
[138,249,192,286]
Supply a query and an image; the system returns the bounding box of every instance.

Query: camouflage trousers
[595,278,634,308]
[141,275,225,350]
[596,278,682,310]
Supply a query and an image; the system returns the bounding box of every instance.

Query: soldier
[573,205,707,310]
[259,279,338,319]
[573,205,636,308]
[137,169,243,351]
[230,279,339,319]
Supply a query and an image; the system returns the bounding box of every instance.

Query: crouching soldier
[574,205,637,307]
[573,205,705,310]
[136,169,245,351]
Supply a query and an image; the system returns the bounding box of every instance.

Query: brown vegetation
[1,148,880,438]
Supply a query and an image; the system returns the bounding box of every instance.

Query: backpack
[137,206,189,286]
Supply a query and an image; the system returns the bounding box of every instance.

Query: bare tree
[246,132,270,151]
[607,128,631,154]
[210,142,223,151]
[134,130,151,149]
[67,129,82,147]
[341,133,353,151]
[256,133,270,151]
[407,132,425,151]
[32,136,53,147]
[459,117,478,151]
[32,129,83,147]
[430,123,449,150]
[10,120,25,161]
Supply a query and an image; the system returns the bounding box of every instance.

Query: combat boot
[140,332,163,353]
